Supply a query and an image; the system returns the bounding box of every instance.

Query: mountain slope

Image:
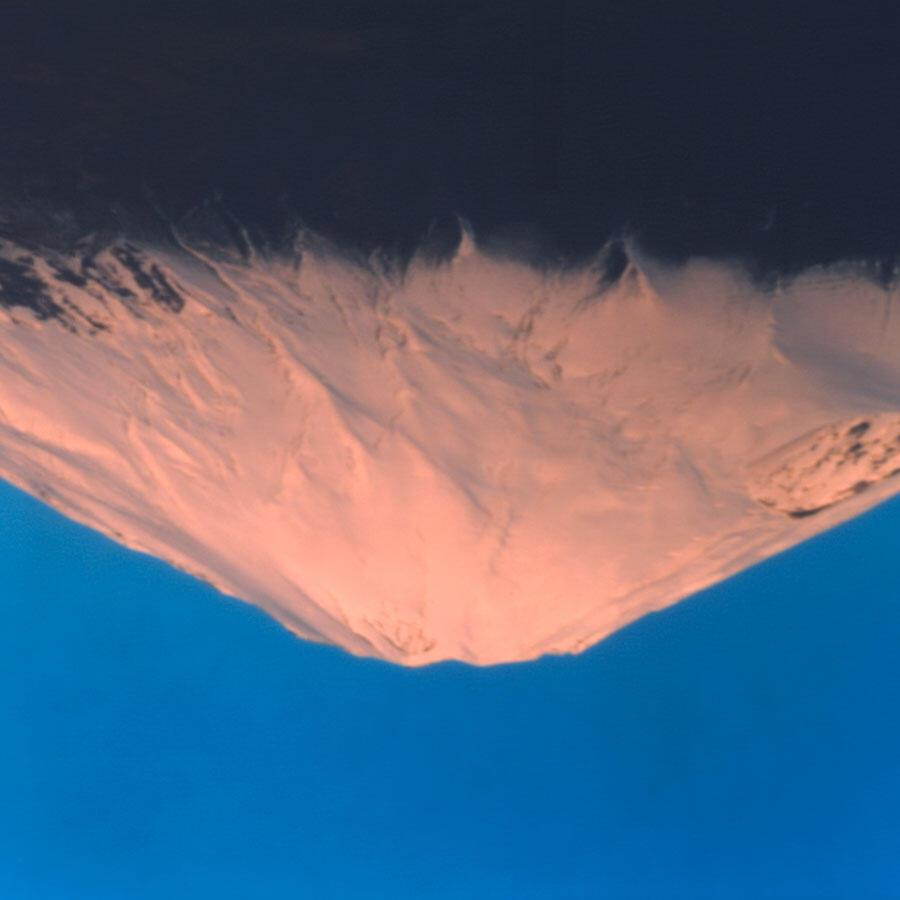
[0,226,898,665]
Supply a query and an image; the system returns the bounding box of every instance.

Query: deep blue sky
[1,480,899,899]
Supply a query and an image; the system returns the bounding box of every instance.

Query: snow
[0,227,898,665]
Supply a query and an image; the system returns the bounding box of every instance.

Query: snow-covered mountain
[1,220,898,665]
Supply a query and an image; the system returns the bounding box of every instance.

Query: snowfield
[0,221,898,665]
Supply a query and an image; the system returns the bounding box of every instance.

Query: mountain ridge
[0,224,898,664]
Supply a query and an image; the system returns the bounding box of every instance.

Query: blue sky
[1,479,899,899]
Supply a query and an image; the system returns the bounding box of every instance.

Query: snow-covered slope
[0,222,898,665]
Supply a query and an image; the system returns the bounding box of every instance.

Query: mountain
[0,219,898,665]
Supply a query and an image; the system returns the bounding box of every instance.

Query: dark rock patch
[0,256,65,321]
[112,244,185,312]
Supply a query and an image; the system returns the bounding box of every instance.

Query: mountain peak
[0,230,898,664]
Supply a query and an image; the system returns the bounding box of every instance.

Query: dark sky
[3,0,900,267]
